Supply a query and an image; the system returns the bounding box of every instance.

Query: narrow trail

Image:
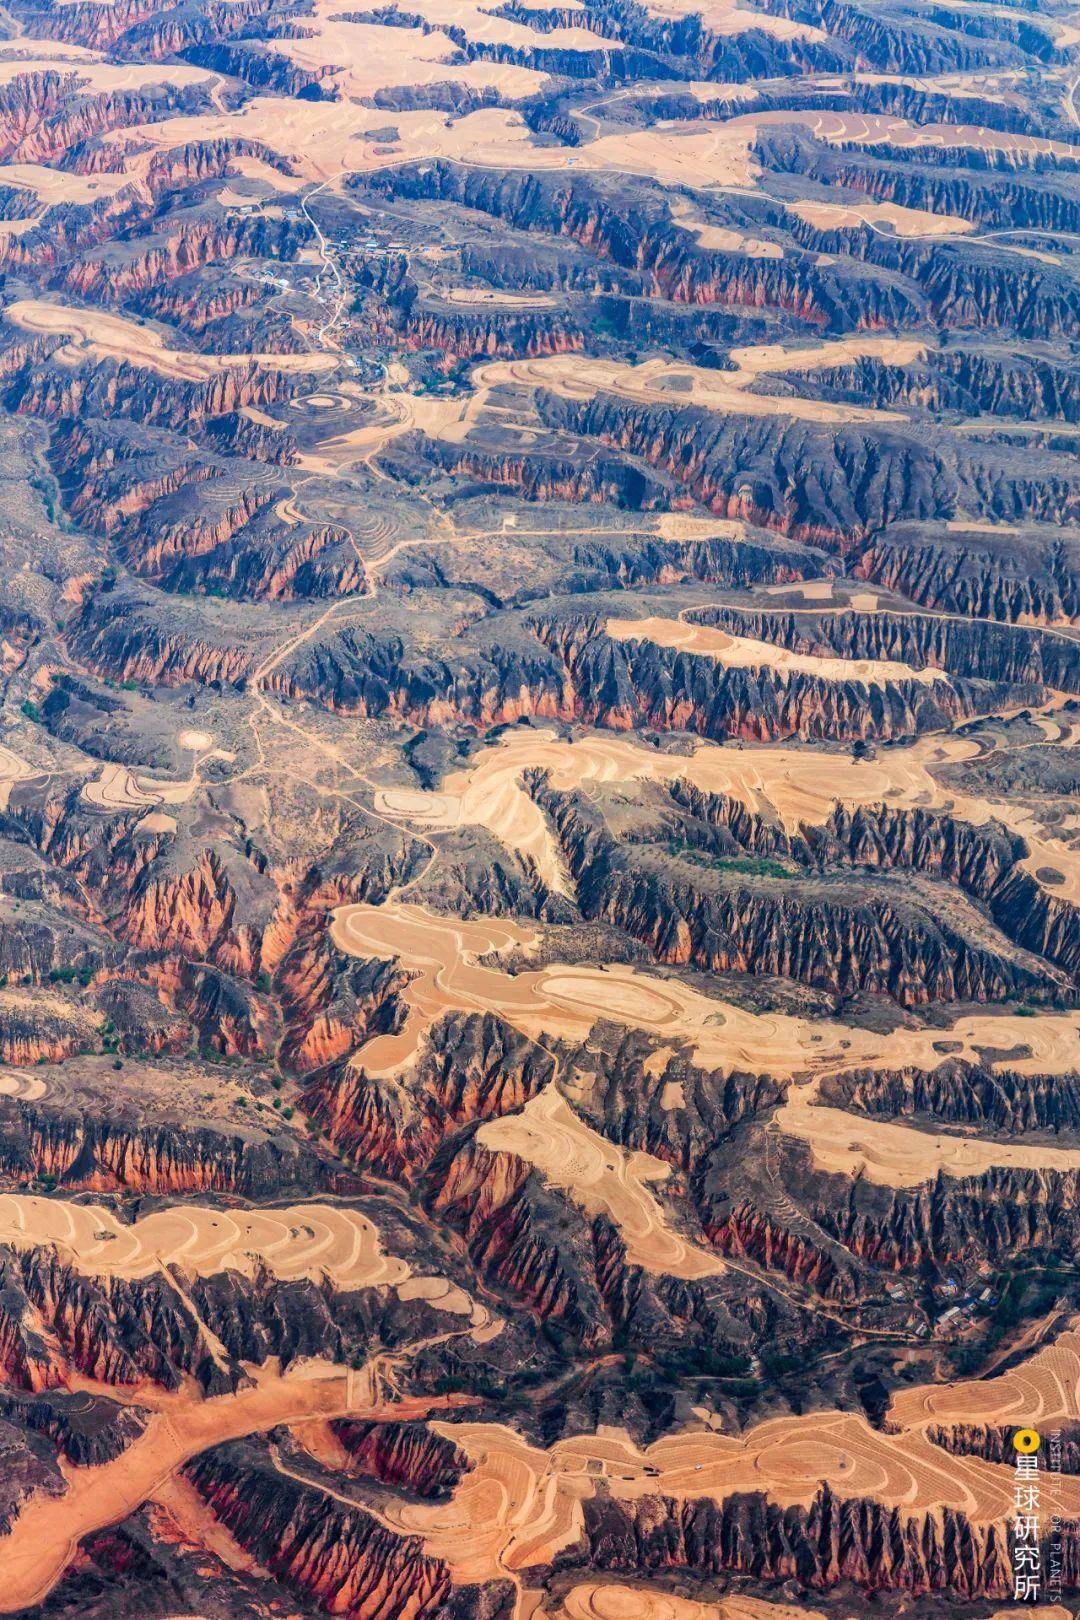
[3,20,1078,1620]
[300,177,350,352]
[206,71,229,115]
[246,177,462,702]
[1067,70,1080,131]
[250,593,359,685]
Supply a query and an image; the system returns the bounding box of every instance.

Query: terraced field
[0,0,1075,1613]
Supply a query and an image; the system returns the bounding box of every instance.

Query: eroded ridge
[0,0,1077,1609]
[331,899,1080,1087]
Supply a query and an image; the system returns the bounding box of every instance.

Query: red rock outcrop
[330,1418,471,1497]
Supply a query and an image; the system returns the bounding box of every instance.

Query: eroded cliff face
[0,71,212,165]
[0,0,1077,1608]
[185,1437,515,1620]
[562,1026,784,1171]
[18,0,280,54]
[688,603,1080,694]
[369,163,917,328]
[59,212,313,300]
[0,1388,148,1467]
[533,615,1005,743]
[672,785,1080,982]
[852,525,1079,624]
[533,782,1072,1007]
[426,1133,615,1344]
[0,1202,486,1403]
[528,390,1080,543]
[0,1415,65,1535]
[0,1245,210,1391]
[0,1098,321,1196]
[239,608,1030,741]
[812,1162,1080,1273]
[0,998,98,1065]
[821,1061,1080,1137]
[404,306,585,365]
[580,1484,1019,1598]
[567,530,833,594]
[305,1017,799,1365]
[7,349,313,437]
[700,1191,857,1301]
[124,850,247,963]
[35,415,359,602]
[303,1012,557,1175]
[824,802,1079,978]
[782,221,1080,342]
[278,939,408,1073]
[928,1423,1080,1472]
[330,1418,472,1497]
[776,344,1080,426]
[66,595,258,686]
[0,774,425,1071]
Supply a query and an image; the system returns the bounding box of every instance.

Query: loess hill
[0,0,1075,1614]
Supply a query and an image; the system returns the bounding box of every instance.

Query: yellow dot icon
[1013,1429,1041,1454]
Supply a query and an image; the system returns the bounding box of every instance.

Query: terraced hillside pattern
[0,0,1077,1614]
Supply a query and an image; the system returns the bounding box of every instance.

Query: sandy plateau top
[354,1325,1080,1593]
[444,287,560,308]
[0,1193,498,1341]
[605,614,949,685]
[4,301,337,382]
[331,0,617,53]
[726,105,1080,163]
[788,195,975,237]
[468,342,916,426]
[98,81,759,187]
[0,1066,49,1103]
[642,0,826,40]
[777,1087,1080,1187]
[669,194,783,256]
[373,719,1080,908]
[478,1086,725,1279]
[331,899,1080,1090]
[333,886,1080,1193]
[325,334,925,468]
[352,721,1080,1177]
[564,1589,1070,1620]
[389,1385,1080,1584]
[0,52,216,92]
[0,163,138,210]
[0,1194,413,1288]
[890,1326,1080,1431]
[0,739,37,810]
[0,1354,476,1614]
[0,0,1073,1613]
[565,1597,1080,1620]
[561,1592,828,1620]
